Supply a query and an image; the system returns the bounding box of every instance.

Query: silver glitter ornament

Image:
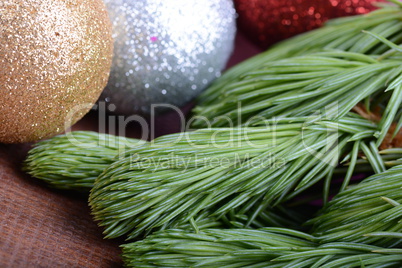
[101,0,236,115]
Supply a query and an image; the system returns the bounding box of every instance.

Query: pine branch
[308,165,402,248]
[24,130,402,194]
[24,131,144,191]
[199,4,402,105]
[120,168,402,267]
[23,128,401,233]
[191,4,402,128]
[121,228,402,267]
[89,114,377,239]
[193,52,402,129]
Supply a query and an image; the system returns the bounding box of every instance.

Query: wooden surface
[0,142,124,267]
[0,33,261,268]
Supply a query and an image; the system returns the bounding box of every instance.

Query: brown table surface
[0,33,261,268]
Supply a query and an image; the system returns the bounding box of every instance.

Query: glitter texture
[101,0,236,115]
[0,0,113,143]
[235,0,382,49]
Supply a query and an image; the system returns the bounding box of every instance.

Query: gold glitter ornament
[0,0,113,143]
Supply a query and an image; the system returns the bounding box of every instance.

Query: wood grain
[0,32,261,268]
[0,141,124,268]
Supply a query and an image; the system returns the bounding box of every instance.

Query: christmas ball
[0,0,113,143]
[235,0,383,49]
[101,0,237,115]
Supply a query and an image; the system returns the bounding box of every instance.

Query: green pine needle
[121,228,402,267]
[89,114,378,240]
[21,131,319,232]
[24,131,144,191]
[308,165,402,248]
[191,4,402,128]
[193,52,402,128]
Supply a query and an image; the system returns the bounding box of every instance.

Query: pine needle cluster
[192,1,402,128]
[122,166,402,267]
[24,131,144,190]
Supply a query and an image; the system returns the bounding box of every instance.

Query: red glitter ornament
[235,0,384,49]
